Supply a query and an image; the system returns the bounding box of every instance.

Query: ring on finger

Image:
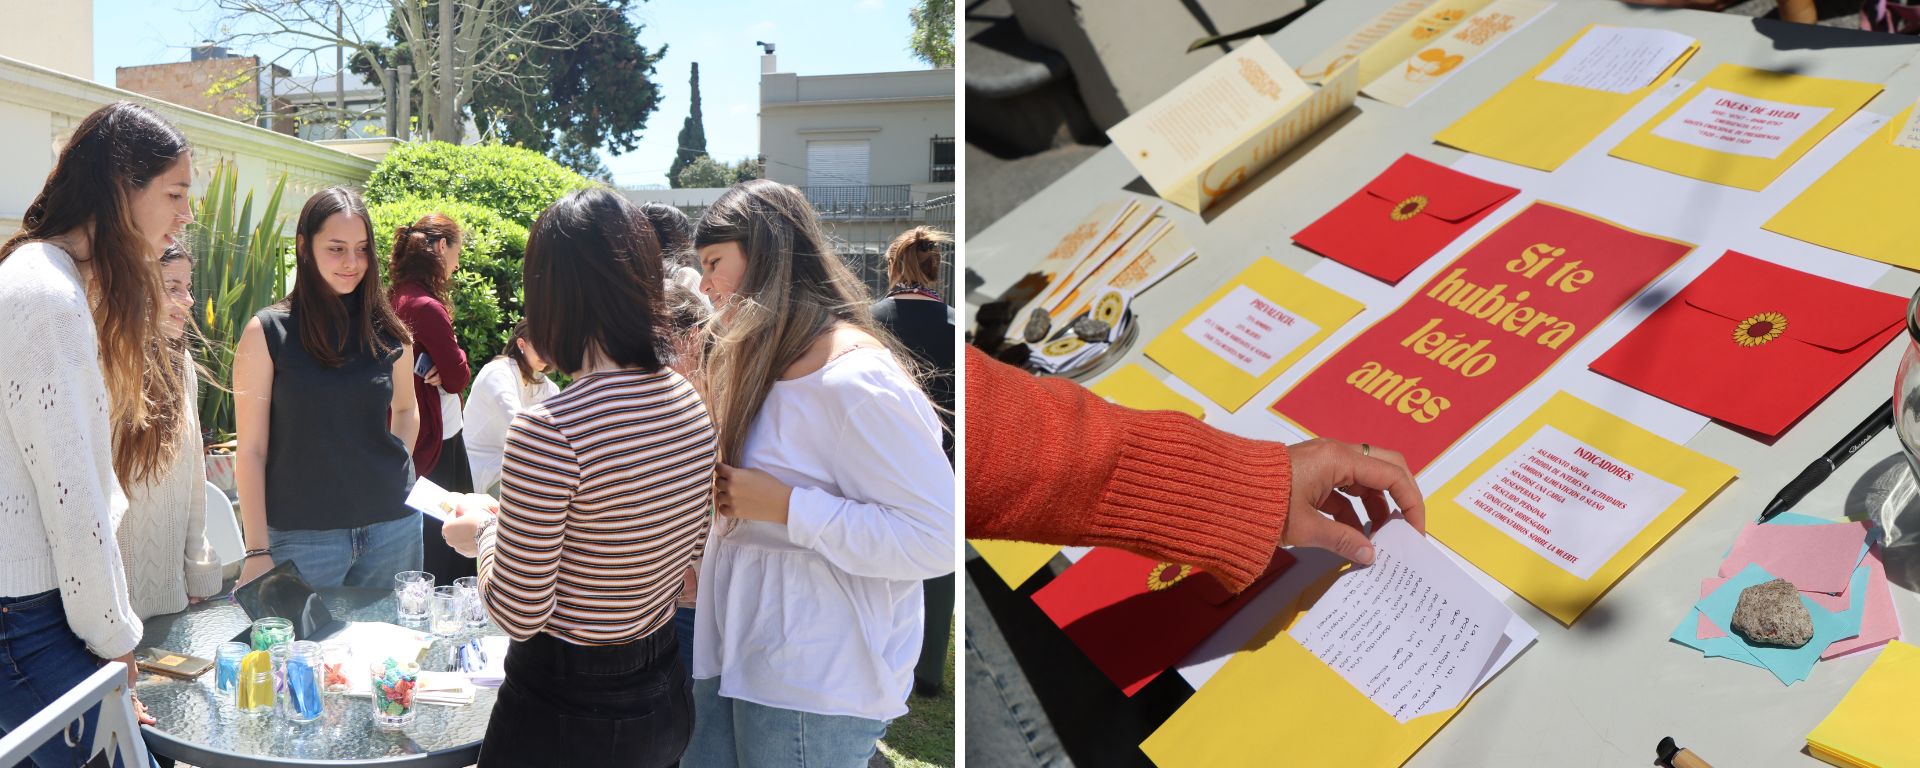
[1360,443,1371,457]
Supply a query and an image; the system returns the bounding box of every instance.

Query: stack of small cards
[1008,198,1196,357]
[1025,288,1133,376]
[1670,513,1901,685]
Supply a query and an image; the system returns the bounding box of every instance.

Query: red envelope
[1031,548,1294,696]
[1294,154,1519,284]
[1590,251,1904,438]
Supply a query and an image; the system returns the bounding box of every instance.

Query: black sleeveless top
[257,297,415,530]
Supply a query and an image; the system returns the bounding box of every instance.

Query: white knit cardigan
[118,358,224,619]
[0,242,143,658]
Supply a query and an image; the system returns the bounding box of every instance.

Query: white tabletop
[964,1,1920,764]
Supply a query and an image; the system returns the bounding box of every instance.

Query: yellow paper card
[1429,392,1735,625]
[1764,107,1920,270]
[1435,25,1697,171]
[970,540,1059,590]
[1144,257,1363,412]
[1361,0,1554,108]
[1609,64,1881,191]
[1088,364,1204,418]
[1807,641,1920,768]
[1296,0,1438,83]
[1140,573,1470,768]
[968,364,1205,588]
[1109,39,1357,212]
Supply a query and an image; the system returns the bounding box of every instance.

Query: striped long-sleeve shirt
[477,368,717,645]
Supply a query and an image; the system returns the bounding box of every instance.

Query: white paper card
[1648,87,1832,159]
[1894,98,1920,150]
[1288,520,1514,722]
[404,477,455,522]
[1182,285,1323,376]
[1535,26,1695,94]
[1452,425,1683,580]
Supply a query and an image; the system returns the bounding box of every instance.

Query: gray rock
[1730,578,1813,648]
[1071,316,1111,341]
[1022,310,1051,344]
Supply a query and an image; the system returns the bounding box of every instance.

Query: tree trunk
[438,0,459,143]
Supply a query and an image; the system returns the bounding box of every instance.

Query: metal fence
[673,188,956,304]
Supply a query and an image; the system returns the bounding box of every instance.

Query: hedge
[365,142,595,226]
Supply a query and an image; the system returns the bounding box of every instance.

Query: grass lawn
[873,626,955,768]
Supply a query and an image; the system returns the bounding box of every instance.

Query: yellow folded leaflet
[1435,25,1697,171]
[1765,108,1920,271]
[1807,641,1920,768]
[967,365,1204,589]
[1144,257,1363,412]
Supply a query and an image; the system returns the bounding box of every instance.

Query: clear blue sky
[93,0,932,187]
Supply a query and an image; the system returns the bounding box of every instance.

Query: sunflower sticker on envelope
[1590,251,1905,438]
[1293,154,1519,284]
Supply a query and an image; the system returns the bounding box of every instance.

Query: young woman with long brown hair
[117,244,223,620]
[387,213,471,489]
[686,180,954,768]
[231,187,421,588]
[0,100,193,766]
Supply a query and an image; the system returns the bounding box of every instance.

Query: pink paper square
[1822,545,1900,660]
[1718,521,1867,594]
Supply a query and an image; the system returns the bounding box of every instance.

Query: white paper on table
[405,477,455,522]
[346,669,476,706]
[1182,285,1325,377]
[1451,425,1684,579]
[467,635,510,688]
[1286,520,1517,722]
[1535,26,1696,94]
[326,621,434,669]
[1647,87,1833,160]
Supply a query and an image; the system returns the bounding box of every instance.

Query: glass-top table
[135,588,501,767]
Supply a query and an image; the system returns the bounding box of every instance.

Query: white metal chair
[203,480,244,569]
[0,662,149,768]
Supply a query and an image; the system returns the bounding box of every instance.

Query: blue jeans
[0,590,103,768]
[964,570,1071,768]
[268,512,423,589]
[685,677,889,768]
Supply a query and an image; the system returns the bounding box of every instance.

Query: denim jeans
[0,590,104,768]
[673,607,696,672]
[267,511,423,589]
[685,677,889,768]
[479,628,691,768]
[963,570,1072,768]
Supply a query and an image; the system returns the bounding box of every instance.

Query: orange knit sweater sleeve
[964,346,1291,592]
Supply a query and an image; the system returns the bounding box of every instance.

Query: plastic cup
[452,576,484,628]
[394,571,434,621]
[369,658,419,728]
[429,586,462,638]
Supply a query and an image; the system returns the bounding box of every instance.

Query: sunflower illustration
[1146,562,1194,591]
[1734,311,1787,347]
[1390,195,1428,221]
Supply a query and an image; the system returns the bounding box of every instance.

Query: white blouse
[461,357,559,492]
[692,348,955,722]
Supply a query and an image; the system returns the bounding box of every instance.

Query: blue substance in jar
[215,655,241,694]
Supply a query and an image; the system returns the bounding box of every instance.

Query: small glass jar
[234,649,275,716]
[279,641,325,723]
[249,617,294,651]
[214,642,249,700]
[319,641,352,694]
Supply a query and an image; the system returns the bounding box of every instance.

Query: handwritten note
[1894,97,1920,150]
[1288,520,1514,722]
[1535,26,1695,94]
[1649,87,1832,159]
[1452,425,1682,580]
[1182,285,1323,376]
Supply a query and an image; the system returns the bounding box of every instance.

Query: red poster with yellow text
[1271,202,1692,472]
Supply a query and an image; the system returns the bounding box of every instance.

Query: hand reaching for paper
[1282,438,1426,566]
[441,493,501,558]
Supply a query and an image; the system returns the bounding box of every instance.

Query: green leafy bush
[368,198,529,369]
[364,141,595,225]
